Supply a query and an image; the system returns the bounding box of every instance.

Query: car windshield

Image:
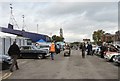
[108,45,119,52]
[116,45,120,49]
[20,45,38,50]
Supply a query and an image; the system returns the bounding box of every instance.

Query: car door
[20,46,32,57]
[31,46,38,54]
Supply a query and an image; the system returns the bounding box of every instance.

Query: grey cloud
[0,2,118,42]
[38,2,117,15]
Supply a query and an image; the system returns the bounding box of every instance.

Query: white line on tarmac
[2,73,8,78]
[2,73,12,79]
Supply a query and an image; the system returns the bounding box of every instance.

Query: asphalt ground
[1,50,119,79]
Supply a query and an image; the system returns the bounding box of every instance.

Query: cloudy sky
[0,0,119,42]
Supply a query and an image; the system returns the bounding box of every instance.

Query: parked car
[19,45,47,59]
[36,44,51,57]
[92,45,101,55]
[104,45,119,61]
[0,54,12,70]
[113,55,120,65]
[64,45,71,57]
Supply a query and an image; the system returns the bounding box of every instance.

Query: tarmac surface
[1,50,119,79]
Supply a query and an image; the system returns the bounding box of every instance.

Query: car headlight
[7,57,11,60]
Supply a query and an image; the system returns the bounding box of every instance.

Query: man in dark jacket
[81,43,86,58]
[8,41,20,72]
[55,44,60,54]
[100,44,107,58]
[87,43,92,55]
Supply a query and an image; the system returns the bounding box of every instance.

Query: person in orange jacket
[49,42,55,60]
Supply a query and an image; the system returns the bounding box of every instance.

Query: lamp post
[21,15,25,36]
[37,24,39,33]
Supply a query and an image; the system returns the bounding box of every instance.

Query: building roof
[0,26,51,42]
[0,32,16,38]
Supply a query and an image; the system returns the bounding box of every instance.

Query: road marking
[2,73,8,78]
[2,73,12,79]
[2,60,29,79]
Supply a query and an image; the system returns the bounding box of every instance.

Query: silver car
[0,54,12,70]
[113,55,120,65]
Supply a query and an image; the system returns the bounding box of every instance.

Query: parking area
[1,50,119,79]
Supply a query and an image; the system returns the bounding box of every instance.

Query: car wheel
[64,53,66,56]
[37,54,42,59]
[110,56,115,62]
[42,53,47,58]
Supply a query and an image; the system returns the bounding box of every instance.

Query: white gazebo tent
[0,32,17,39]
[0,32,17,55]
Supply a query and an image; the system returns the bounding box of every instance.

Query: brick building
[114,30,120,44]
[102,30,120,44]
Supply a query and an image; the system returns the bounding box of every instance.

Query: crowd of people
[80,42,93,58]
[71,42,111,59]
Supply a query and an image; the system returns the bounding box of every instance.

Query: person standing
[87,43,92,55]
[49,42,55,60]
[68,45,71,56]
[55,44,60,54]
[81,43,86,58]
[8,41,20,72]
[100,43,107,58]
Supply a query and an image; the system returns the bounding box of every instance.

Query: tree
[52,35,64,42]
[93,30,105,45]
[52,35,57,41]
